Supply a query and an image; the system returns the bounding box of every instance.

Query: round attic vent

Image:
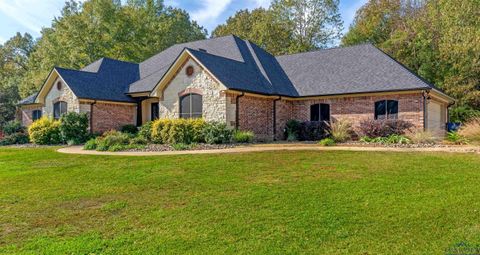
[56,81,62,90]
[186,66,194,77]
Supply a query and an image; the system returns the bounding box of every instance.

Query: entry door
[427,101,443,135]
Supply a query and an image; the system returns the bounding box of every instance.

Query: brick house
[18,35,454,140]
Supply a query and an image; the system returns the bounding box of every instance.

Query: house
[18,35,454,140]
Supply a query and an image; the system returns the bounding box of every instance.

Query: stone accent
[158,58,228,123]
[18,105,42,127]
[91,102,136,133]
[44,77,80,117]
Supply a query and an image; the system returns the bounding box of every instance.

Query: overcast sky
[0,0,367,44]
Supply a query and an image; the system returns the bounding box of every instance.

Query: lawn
[1,148,479,254]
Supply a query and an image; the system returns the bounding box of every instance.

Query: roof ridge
[101,57,139,65]
[275,43,373,58]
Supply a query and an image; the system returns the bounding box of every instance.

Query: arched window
[179,93,202,118]
[53,101,67,120]
[375,100,398,120]
[310,103,330,122]
[32,110,42,121]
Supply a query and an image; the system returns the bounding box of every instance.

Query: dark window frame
[151,102,159,120]
[310,103,330,122]
[374,100,398,120]
[179,93,202,119]
[53,101,67,120]
[32,110,42,121]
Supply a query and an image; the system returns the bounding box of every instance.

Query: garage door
[427,101,444,135]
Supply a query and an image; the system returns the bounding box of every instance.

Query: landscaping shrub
[360,134,410,144]
[172,143,193,150]
[28,117,62,145]
[449,106,480,123]
[408,130,436,144]
[59,112,89,144]
[130,136,148,146]
[202,121,233,144]
[138,121,153,141]
[319,138,335,146]
[297,121,329,141]
[234,130,254,143]
[327,119,352,142]
[121,124,138,134]
[285,119,301,141]
[2,121,25,135]
[357,119,413,138]
[458,118,480,143]
[83,138,97,150]
[446,131,468,145]
[151,118,206,144]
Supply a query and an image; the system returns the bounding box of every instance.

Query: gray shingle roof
[275,44,434,96]
[18,93,37,105]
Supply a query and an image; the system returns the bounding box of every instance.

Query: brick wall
[91,103,136,133]
[18,106,42,127]
[236,92,424,141]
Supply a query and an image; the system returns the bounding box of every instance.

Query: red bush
[358,119,413,138]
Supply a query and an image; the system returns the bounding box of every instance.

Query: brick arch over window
[178,88,203,97]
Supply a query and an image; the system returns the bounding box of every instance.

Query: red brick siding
[238,95,274,141]
[91,103,136,133]
[18,107,42,127]
[274,99,293,140]
[290,93,424,133]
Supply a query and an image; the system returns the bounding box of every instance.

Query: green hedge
[28,117,62,145]
[151,118,206,144]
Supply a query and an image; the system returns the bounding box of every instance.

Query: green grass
[1,147,480,254]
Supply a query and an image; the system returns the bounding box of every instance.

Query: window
[186,66,194,76]
[56,81,62,90]
[310,103,330,122]
[375,100,398,119]
[32,110,42,121]
[179,93,202,118]
[53,101,67,119]
[151,102,159,120]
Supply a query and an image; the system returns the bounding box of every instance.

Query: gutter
[89,100,97,134]
[423,90,430,131]
[235,92,245,130]
[273,96,281,140]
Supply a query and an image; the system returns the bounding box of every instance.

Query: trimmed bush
[0,133,29,146]
[298,121,329,141]
[202,122,233,144]
[28,117,62,145]
[151,118,206,144]
[59,112,89,144]
[357,119,413,138]
[138,121,153,141]
[327,119,352,142]
[83,138,97,150]
[234,130,254,143]
[285,119,301,141]
[2,121,25,135]
[121,124,138,134]
[319,138,335,146]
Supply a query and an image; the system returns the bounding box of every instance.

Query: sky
[0,0,367,45]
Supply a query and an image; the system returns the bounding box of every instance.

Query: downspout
[235,92,245,130]
[423,90,430,131]
[89,101,96,134]
[273,96,281,141]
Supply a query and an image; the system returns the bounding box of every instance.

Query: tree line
[1,0,478,127]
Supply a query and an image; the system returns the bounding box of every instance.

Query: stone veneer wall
[91,103,136,133]
[158,58,229,125]
[44,77,80,116]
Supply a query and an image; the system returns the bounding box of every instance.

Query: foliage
[85,130,146,152]
[297,121,329,141]
[138,121,153,141]
[233,130,255,143]
[407,131,436,144]
[357,119,413,138]
[285,119,301,141]
[449,106,480,123]
[130,136,148,146]
[360,134,411,145]
[271,0,343,51]
[120,124,138,134]
[202,122,233,144]
[151,118,206,144]
[83,138,97,150]
[342,0,480,109]
[327,119,352,142]
[17,0,206,97]
[28,117,62,145]
[0,85,21,128]
[318,138,335,146]
[446,131,468,145]
[458,118,480,143]
[2,121,25,136]
[59,112,89,144]
[0,133,29,146]
[171,143,193,151]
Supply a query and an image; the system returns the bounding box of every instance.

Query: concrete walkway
[57,144,480,156]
